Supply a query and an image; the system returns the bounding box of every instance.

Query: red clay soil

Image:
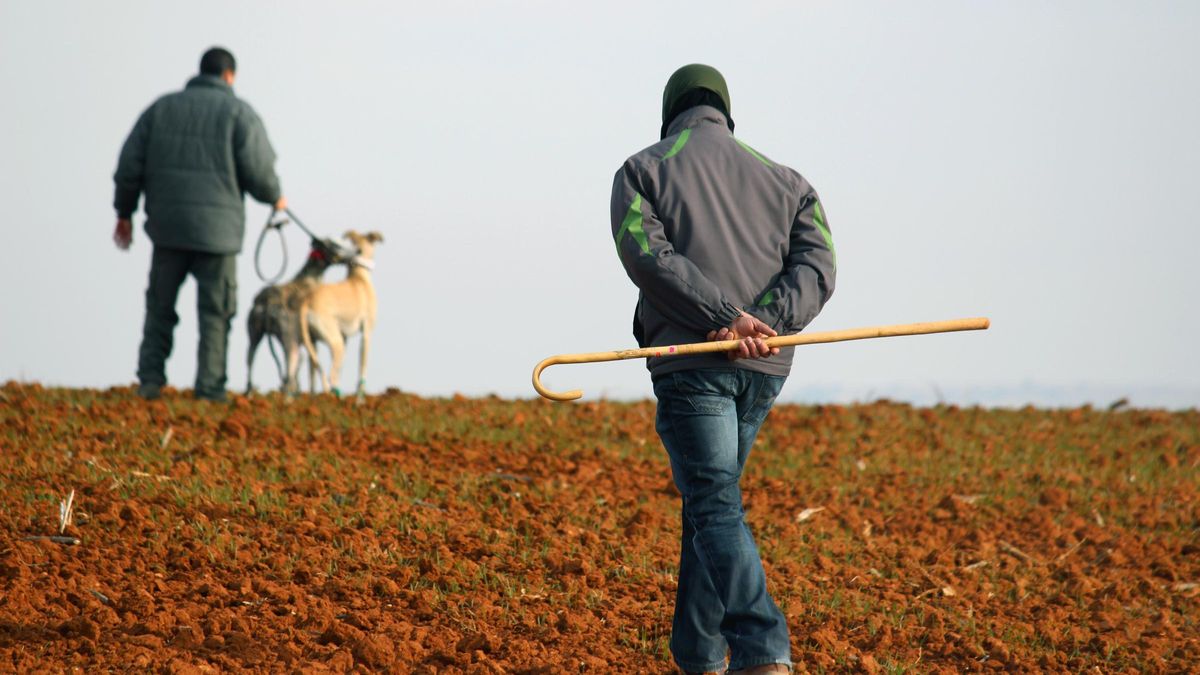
[0,382,1197,673]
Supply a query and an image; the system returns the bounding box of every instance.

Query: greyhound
[299,230,382,399]
[246,237,355,394]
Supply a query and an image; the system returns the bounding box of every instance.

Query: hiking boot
[137,383,162,400]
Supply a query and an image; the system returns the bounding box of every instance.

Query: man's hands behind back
[706,312,780,360]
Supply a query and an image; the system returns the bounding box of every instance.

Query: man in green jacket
[612,64,836,673]
[113,47,286,402]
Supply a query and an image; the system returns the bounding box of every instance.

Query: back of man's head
[199,47,236,77]
[660,64,734,139]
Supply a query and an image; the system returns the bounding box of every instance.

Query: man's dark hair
[661,88,733,139]
[199,47,236,76]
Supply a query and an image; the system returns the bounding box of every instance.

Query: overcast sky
[1,1,1197,407]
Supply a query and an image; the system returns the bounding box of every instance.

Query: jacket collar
[185,74,234,95]
[665,105,729,138]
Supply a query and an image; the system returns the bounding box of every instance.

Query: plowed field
[1,382,1197,673]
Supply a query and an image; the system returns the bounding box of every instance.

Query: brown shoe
[727,665,789,675]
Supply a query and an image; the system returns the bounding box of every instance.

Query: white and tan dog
[298,230,383,398]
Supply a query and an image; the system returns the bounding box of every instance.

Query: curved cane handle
[532,356,584,402]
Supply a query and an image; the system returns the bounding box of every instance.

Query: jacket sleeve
[750,177,837,334]
[113,107,152,218]
[233,103,282,205]
[610,161,743,334]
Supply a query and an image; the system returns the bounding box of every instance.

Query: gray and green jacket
[611,105,836,378]
[113,75,281,255]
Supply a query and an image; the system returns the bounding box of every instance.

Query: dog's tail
[299,301,324,387]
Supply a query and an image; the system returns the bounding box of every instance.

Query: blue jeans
[653,368,791,672]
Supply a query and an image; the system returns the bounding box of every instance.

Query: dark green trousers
[137,246,237,399]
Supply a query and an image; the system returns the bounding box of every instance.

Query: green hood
[661,64,731,126]
[657,65,729,138]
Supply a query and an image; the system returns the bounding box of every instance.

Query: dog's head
[343,230,384,263]
[308,236,358,269]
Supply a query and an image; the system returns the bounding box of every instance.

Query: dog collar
[351,256,374,270]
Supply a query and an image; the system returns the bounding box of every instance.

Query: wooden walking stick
[532,317,990,402]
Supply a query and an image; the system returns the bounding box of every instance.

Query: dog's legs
[246,327,262,395]
[266,335,286,386]
[279,322,298,396]
[299,303,328,393]
[297,302,321,391]
[284,339,301,397]
[247,304,272,395]
[355,328,370,402]
[308,350,319,395]
[325,328,347,397]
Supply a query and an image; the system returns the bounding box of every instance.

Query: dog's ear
[342,229,360,240]
[366,231,384,244]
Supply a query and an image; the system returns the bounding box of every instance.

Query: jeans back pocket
[740,374,786,425]
[671,369,736,415]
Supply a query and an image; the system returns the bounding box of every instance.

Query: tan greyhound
[299,230,383,398]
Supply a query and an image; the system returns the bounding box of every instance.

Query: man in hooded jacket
[113,47,285,402]
[611,64,836,673]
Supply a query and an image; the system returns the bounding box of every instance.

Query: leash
[253,208,326,284]
[254,211,289,284]
[281,207,319,239]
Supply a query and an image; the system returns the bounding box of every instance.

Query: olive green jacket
[114,75,281,254]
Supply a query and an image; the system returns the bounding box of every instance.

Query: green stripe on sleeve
[813,202,836,265]
[734,137,773,167]
[663,128,691,160]
[757,289,776,306]
[615,193,651,256]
